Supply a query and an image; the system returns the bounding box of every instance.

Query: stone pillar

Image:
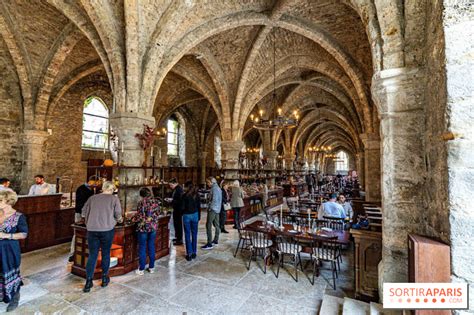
[199,151,208,185]
[263,150,278,170]
[21,130,49,194]
[221,140,244,180]
[372,67,425,285]
[360,133,381,202]
[110,112,155,211]
[264,150,278,186]
[356,151,365,188]
[284,154,295,171]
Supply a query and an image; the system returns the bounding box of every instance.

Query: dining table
[243,220,350,245]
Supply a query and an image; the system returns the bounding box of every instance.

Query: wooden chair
[311,237,339,289]
[275,234,303,282]
[322,216,344,231]
[234,222,252,257]
[247,231,273,274]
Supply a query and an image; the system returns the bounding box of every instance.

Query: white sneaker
[147,267,155,274]
[135,269,144,276]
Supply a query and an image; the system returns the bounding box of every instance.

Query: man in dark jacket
[169,178,184,245]
[68,178,95,262]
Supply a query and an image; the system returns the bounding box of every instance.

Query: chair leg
[294,255,298,282]
[311,259,317,285]
[263,250,268,274]
[247,249,253,270]
[234,238,242,257]
[298,252,304,272]
[276,254,281,278]
[331,261,337,290]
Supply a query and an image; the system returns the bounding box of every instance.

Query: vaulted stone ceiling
[1,0,385,161]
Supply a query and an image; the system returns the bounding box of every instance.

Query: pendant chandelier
[250,29,299,130]
[155,127,167,140]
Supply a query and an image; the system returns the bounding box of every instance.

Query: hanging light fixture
[155,127,168,140]
[250,29,298,130]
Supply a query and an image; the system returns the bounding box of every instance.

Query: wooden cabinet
[408,234,450,315]
[351,229,382,302]
[15,194,75,252]
[71,215,170,279]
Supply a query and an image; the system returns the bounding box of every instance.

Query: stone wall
[0,36,22,192]
[422,0,450,242]
[43,78,112,190]
[442,0,474,312]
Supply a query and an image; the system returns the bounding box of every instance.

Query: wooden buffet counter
[225,188,284,224]
[71,215,170,279]
[15,194,75,252]
[282,182,308,197]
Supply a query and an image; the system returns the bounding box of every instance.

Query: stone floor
[2,215,354,314]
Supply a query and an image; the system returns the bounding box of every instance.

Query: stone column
[21,130,49,194]
[283,154,295,171]
[263,150,278,186]
[372,67,425,285]
[360,133,381,202]
[221,140,244,180]
[110,112,155,211]
[263,150,278,170]
[356,151,365,188]
[199,151,208,185]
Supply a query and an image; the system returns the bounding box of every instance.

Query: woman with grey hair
[81,181,123,293]
[0,190,28,312]
[230,180,244,228]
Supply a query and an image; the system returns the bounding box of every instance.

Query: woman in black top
[181,181,200,261]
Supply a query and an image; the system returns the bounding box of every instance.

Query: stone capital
[263,150,279,159]
[372,67,425,116]
[22,129,49,145]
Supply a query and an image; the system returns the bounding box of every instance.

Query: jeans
[173,209,183,242]
[233,207,241,227]
[183,212,199,256]
[206,210,220,244]
[138,231,156,270]
[86,229,115,279]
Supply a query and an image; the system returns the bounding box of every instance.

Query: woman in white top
[230,180,244,228]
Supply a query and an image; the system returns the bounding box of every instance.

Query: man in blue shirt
[319,193,346,219]
[202,177,222,250]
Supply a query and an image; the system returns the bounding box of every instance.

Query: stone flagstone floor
[2,214,354,314]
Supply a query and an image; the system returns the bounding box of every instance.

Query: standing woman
[132,188,161,275]
[0,190,27,312]
[182,181,200,261]
[220,182,230,234]
[81,181,123,293]
[230,180,244,229]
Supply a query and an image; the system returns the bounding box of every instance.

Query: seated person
[0,178,13,192]
[28,175,54,196]
[337,194,353,220]
[318,193,345,219]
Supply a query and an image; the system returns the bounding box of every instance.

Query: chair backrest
[276,234,299,254]
[312,237,338,260]
[322,216,344,231]
[249,230,271,247]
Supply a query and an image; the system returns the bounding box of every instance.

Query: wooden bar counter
[15,194,75,252]
[225,189,284,224]
[71,215,170,279]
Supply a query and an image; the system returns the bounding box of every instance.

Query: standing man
[202,177,222,250]
[0,178,13,192]
[28,175,53,196]
[68,177,96,262]
[169,178,184,246]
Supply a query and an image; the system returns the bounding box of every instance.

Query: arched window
[167,117,179,156]
[335,150,349,172]
[82,96,109,149]
[214,132,222,168]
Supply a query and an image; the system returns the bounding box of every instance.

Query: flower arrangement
[135,124,155,150]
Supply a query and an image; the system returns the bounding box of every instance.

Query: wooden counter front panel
[71,216,170,279]
[15,194,75,252]
[351,229,382,302]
